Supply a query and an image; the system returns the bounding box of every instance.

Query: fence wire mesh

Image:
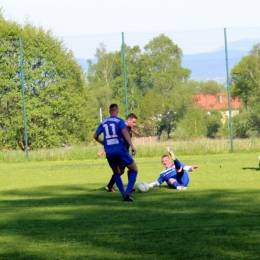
[1,28,260,159]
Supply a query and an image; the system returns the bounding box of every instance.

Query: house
[192,93,242,124]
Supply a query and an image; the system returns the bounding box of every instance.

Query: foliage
[87,35,192,138]
[0,14,99,149]
[172,106,207,140]
[3,11,259,148]
[233,108,260,138]
[192,80,226,95]
[205,110,222,138]
[230,43,260,138]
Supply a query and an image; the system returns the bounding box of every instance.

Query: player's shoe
[131,188,136,193]
[166,147,176,160]
[123,194,134,202]
[176,186,187,190]
[105,186,116,192]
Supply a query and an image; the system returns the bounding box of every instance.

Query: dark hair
[127,113,138,120]
[109,103,118,110]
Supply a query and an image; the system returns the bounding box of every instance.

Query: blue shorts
[167,171,189,187]
[106,151,134,168]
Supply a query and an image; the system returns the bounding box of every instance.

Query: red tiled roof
[193,93,242,110]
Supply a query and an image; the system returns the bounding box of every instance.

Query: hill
[183,38,260,82]
[77,38,260,82]
[182,49,248,82]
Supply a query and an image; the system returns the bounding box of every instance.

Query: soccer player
[97,113,139,192]
[148,147,199,190]
[94,104,138,202]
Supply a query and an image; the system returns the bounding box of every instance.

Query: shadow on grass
[0,185,260,260]
[242,167,260,171]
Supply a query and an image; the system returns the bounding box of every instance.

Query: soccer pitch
[0,153,260,260]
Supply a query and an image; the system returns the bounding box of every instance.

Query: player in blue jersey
[94,104,138,202]
[98,113,139,192]
[148,147,199,190]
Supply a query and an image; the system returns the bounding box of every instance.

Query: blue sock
[174,158,182,171]
[126,171,138,194]
[113,174,125,195]
[172,181,180,188]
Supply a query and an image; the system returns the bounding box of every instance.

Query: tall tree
[231,43,260,108]
[140,34,190,97]
[230,43,260,137]
[0,14,98,149]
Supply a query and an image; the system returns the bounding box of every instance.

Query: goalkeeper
[148,147,199,190]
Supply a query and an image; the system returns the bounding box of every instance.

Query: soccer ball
[138,182,149,193]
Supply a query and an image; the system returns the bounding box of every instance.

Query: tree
[205,110,222,138]
[87,43,144,120]
[233,108,260,138]
[231,44,260,108]
[0,14,98,149]
[139,34,190,98]
[230,43,260,137]
[173,106,207,140]
[87,34,192,139]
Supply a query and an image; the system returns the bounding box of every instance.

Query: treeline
[0,12,259,150]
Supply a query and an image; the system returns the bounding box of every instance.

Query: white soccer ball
[138,182,149,193]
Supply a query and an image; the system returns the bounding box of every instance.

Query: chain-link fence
[62,28,260,149]
[1,28,260,159]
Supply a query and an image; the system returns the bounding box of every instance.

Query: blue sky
[1,0,260,58]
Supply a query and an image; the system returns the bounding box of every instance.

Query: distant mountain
[77,38,260,82]
[183,38,260,82]
[215,38,260,51]
[182,49,248,82]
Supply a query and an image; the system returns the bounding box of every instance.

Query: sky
[1,0,260,58]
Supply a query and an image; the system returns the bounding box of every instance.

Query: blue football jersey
[95,116,128,154]
[157,163,185,185]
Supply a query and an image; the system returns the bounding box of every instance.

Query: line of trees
[1,11,259,150]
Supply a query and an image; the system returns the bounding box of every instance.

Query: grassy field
[1,138,260,162]
[0,153,260,259]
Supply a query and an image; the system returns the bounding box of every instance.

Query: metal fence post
[224,28,234,151]
[19,36,29,158]
[122,32,128,118]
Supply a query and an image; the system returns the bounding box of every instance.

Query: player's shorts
[106,151,134,168]
[167,171,189,187]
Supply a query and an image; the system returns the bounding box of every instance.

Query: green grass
[0,153,260,259]
[1,138,260,162]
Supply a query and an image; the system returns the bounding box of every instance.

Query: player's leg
[106,155,125,196]
[178,170,190,187]
[113,171,125,195]
[125,161,138,195]
[119,152,137,201]
[168,177,182,189]
[105,174,116,192]
[168,176,187,190]
[127,170,136,192]
[106,166,126,192]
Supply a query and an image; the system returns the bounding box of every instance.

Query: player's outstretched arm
[166,147,176,161]
[148,181,160,188]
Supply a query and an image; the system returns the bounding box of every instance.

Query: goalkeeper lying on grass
[148,147,199,190]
